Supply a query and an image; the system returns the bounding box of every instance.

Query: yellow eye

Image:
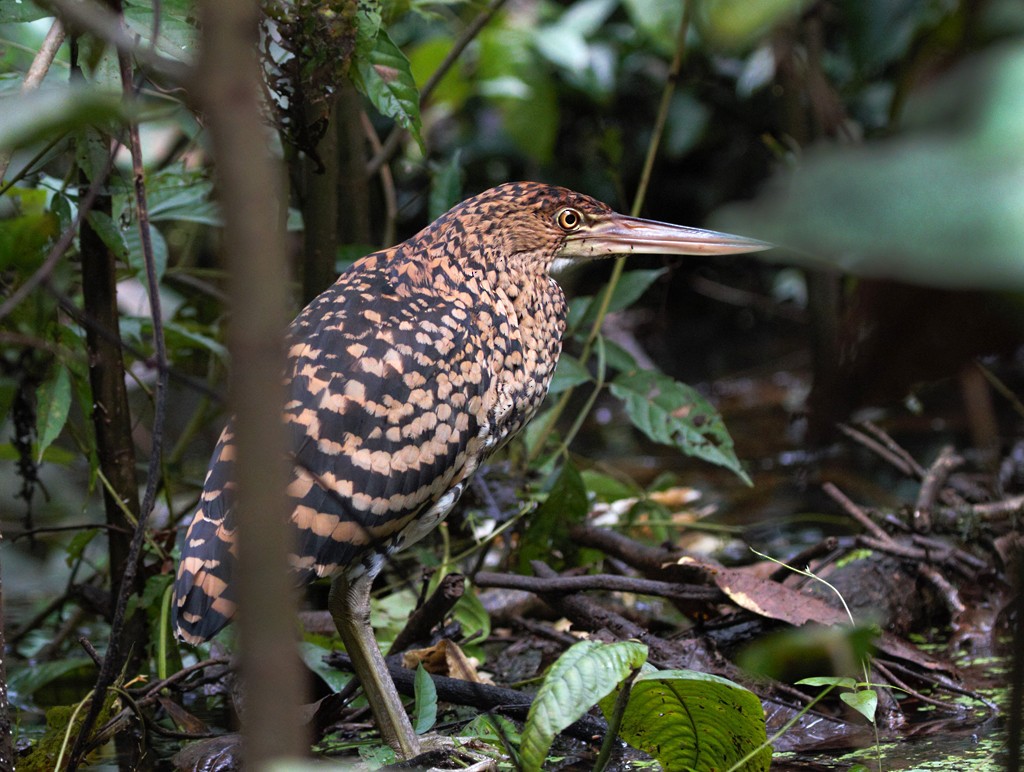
[556,208,583,231]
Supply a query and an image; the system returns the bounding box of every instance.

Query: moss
[19,694,118,771]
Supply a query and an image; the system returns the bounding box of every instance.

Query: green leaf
[601,669,771,772]
[123,0,199,64]
[0,1,52,22]
[0,86,126,152]
[453,585,490,646]
[428,150,462,221]
[352,28,424,152]
[517,460,588,573]
[840,689,878,722]
[124,221,168,284]
[0,187,59,268]
[520,640,648,772]
[8,658,95,705]
[85,210,128,261]
[298,641,353,693]
[412,664,437,734]
[572,267,668,333]
[610,369,750,483]
[795,676,859,689]
[35,363,71,462]
[547,353,591,395]
[146,169,221,226]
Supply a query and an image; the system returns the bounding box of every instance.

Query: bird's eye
[556,208,583,231]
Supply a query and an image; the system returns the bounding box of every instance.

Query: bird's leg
[328,572,421,760]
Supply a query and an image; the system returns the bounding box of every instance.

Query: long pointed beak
[561,213,772,259]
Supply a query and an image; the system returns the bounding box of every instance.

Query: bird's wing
[173,261,495,643]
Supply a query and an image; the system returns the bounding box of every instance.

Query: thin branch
[365,0,511,176]
[822,481,892,543]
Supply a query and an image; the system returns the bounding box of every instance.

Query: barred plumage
[173,181,769,758]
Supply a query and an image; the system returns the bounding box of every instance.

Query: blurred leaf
[409,36,471,108]
[837,0,955,77]
[621,0,684,53]
[0,2,52,23]
[428,150,462,221]
[665,91,710,157]
[695,0,811,51]
[547,353,591,395]
[610,369,750,483]
[601,668,770,771]
[412,664,437,734]
[64,528,99,567]
[517,460,588,573]
[0,187,58,268]
[146,169,221,225]
[714,44,1024,289]
[124,221,168,283]
[520,640,648,772]
[123,0,199,63]
[570,267,668,334]
[352,28,424,152]
[8,658,94,705]
[601,337,639,373]
[162,320,229,360]
[35,362,71,462]
[85,210,128,261]
[580,468,642,502]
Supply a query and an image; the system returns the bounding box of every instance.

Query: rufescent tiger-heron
[173,181,770,758]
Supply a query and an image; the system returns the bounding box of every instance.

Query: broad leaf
[610,369,750,483]
[36,363,71,462]
[428,150,462,221]
[570,267,668,334]
[601,669,771,772]
[124,221,168,284]
[840,689,878,722]
[85,210,128,261]
[352,29,424,152]
[8,658,95,706]
[412,664,437,734]
[520,640,648,772]
[547,353,591,395]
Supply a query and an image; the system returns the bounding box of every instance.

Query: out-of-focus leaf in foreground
[0,86,126,151]
[713,43,1024,290]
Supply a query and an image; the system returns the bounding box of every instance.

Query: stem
[529,2,692,459]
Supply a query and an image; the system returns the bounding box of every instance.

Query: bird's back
[173,249,509,643]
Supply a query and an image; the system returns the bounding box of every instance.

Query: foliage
[0,0,1018,766]
[600,667,771,772]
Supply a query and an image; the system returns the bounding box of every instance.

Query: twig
[872,660,964,714]
[838,423,919,478]
[913,446,963,531]
[360,111,397,246]
[528,562,679,662]
[327,653,608,741]
[475,570,722,604]
[916,564,965,617]
[387,572,465,656]
[861,421,927,478]
[822,482,892,542]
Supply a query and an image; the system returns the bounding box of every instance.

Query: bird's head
[446,181,771,278]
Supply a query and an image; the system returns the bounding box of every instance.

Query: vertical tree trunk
[79,158,143,599]
[336,81,372,247]
[301,97,340,305]
[197,0,308,764]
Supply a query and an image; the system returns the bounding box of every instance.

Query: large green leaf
[610,369,750,483]
[547,353,592,395]
[601,668,771,772]
[351,28,424,152]
[412,664,437,734]
[35,362,71,462]
[0,187,58,269]
[520,640,648,772]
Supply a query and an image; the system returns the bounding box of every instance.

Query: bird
[173,181,770,759]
